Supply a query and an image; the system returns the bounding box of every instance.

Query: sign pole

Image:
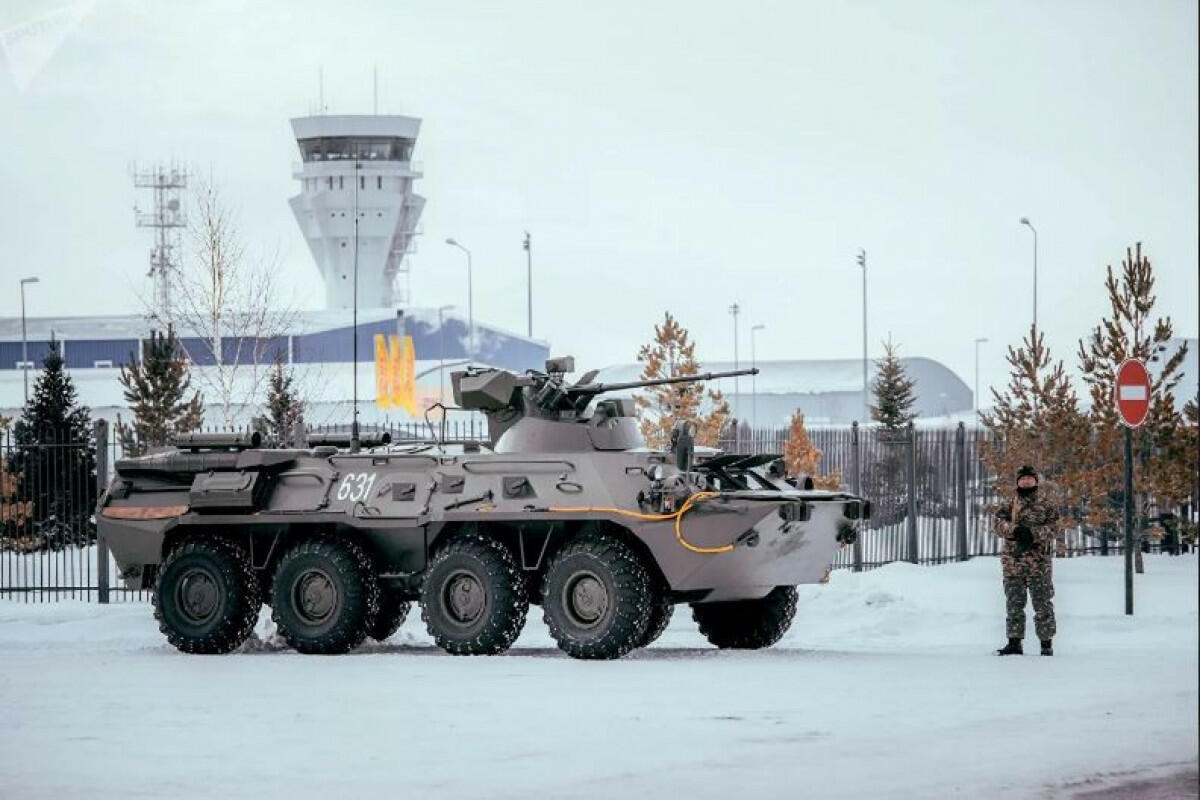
[1123,425,1133,615]
[1114,357,1150,616]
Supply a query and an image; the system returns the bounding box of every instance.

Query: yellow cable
[547,491,734,555]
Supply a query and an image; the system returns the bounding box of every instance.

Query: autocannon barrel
[568,367,759,396]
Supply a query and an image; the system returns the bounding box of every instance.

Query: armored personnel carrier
[98,358,869,660]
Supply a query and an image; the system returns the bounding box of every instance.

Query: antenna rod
[351,156,360,452]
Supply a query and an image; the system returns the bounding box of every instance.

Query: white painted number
[337,473,378,503]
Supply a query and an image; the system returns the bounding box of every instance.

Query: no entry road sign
[1115,358,1152,429]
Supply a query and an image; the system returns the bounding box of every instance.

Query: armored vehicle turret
[98,358,869,660]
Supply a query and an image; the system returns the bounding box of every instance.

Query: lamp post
[351,158,361,453]
[728,303,741,449]
[751,324,765,429]
[974,337,988,421]
[1019,217,1038,332]
[856,249,867,423]
[445,238,474,360]
[522,231,532,338]
[437,304,455,402]
[20,276,39,403]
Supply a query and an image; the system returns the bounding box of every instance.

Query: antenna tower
[133,163,188,318]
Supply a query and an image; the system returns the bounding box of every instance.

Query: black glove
[1014,525,1033,552]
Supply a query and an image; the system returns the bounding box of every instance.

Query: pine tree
[115,326,204,456]
[1076,243,1190,540]
[263,356,306,445]
[980,325,1090,541]
[782,410,843,490]
[870,339,917,430]
[635,312,731,448]
[9,341,97,549]
[1,414,32,544]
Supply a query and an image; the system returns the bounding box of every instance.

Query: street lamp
[856,249,867,423]
[1019,217,1038,332]
[445,238,474,360]
[522,231,532,339]
[437,304,455,402]
[728,303,741,448]
[19,276,39,403]
[974,337,988,421]
[751,324,765,429]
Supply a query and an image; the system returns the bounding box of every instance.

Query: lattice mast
[133,164,188,318]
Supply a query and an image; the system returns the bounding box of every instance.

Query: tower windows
[339,176,344,190]
[327,176,333,190]
[377,176,382,190]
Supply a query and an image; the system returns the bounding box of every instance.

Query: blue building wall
[1,318,547,373]
[64,339,139,368]
[0,341,55,369]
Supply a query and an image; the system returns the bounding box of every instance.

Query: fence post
[955,422,968,561]
[850,421,864,572]
[906,422,918,564]
[291,420,306,449]
[95,419,110,604]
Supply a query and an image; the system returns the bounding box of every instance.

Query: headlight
[647,464,665,481]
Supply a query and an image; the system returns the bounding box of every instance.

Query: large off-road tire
[270,537,380,654]
[542,531,653,660]
[420,532,529,655]
[691,586,798,650]
[368,589,412,642]
[636,582,674,649]
[153,538,261,654]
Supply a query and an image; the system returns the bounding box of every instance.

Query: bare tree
[154,177,298,427]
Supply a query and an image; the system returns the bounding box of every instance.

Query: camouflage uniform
[995,493,1059,641]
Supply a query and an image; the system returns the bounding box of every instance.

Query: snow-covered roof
[590,358,967,396]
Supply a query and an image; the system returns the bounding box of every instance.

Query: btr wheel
[153,539,261,654]
[420,532,528,655]
[636,581,674,649]
[542,531,652,660]
[691,586,798,650]
[271,537,380,654]
[368,588,412,642]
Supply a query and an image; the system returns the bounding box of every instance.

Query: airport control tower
[289,115,425,309]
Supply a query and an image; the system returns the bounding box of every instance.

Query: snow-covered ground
[1,555,1195,799]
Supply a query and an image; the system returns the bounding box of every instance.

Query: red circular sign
[1114,358,1152,428]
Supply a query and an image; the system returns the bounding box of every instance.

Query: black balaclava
[1016,464,1039,498]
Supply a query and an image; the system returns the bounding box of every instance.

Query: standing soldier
[994,465,1059,656]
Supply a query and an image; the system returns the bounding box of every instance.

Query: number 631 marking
[336,472,378,503]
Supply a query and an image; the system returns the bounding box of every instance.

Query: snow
[1,555,1195,799]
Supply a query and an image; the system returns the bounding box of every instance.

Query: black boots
[996,638,1053,655]
[996,638,1023,656]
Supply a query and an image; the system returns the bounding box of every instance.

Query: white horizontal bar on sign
[1118,385,1148,401]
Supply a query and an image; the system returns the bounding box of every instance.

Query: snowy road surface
[1,555,1196,799]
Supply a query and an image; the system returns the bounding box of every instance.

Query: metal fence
[0,419,491,602]
[2,419,1183,602]
[719,422,1168,570]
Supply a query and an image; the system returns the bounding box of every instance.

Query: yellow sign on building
[374,334,416,414]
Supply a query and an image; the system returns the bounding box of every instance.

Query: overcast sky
[1,0,1196,402]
